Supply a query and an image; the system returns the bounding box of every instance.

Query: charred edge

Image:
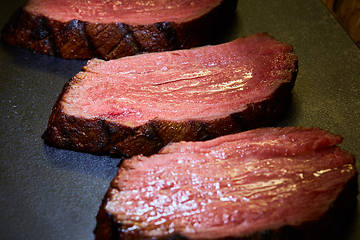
[86,23,125,60]
[191,121,218,141]
[229,91,285,131]
[94,190,119,240]
[42,79,73,142]
[164,233,188,240]
[155,22,180,50]
[103,216,190,240]
[110,214,123,240]
[82,22,110,59]
[82,22,98,58]
[44,111,75,150]
[117,23,143,54]
[140,121,166,155]
[54,116,118,155]
[63,19,88,58]
[229,112,249,131]
[30,15,50,40]
[42,79,89,151]
[231,67,297,130]
[102,121,119,152]
[41,126,52,143]
[24,13,52,55]
[60,114,80,149]
[43,76,120,154]
[191,122,209,141]
[110,122,164,157]
[43,105,134,156]
[109,147,130,160]
[1,8,57,56]
[201,116,245,140]
[64,19,83,38]
[95,118,111,152]
[41,16,59,56]
[105,38,124,59]
[105,122,135,159]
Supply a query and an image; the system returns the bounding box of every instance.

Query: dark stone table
[0,1,359,239]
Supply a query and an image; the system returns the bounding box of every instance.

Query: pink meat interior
[105,127,355,239]
[25,0,222,24]
[61,33,297,127]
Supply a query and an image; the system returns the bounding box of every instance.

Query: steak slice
[1,0,237,59]
[94,127,357,240]
[42,33,298,157]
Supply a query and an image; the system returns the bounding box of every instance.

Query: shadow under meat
[0,42,86,79]
[209,6,242,45]
[43,144,120,180]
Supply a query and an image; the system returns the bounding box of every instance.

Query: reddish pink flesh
[105,127,355,239]
[62,34,297,127]
[25,0,222,24]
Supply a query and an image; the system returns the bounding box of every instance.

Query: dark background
[0,1,359,239]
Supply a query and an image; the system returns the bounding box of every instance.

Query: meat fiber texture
[94,127,357,240]
[42,33,298,157]
[1,0,237,59]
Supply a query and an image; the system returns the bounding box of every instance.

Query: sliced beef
[42,33,298,157]
[94,127,357,240]
[1,0,237,59]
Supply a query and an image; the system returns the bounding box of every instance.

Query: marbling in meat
[94,127,357,240]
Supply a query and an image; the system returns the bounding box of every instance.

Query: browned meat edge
[41,65,297,158]
[93,168,358,240]
[1,0,237,60]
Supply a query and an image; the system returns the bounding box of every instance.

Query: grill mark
[155,22,180,50]
[43,18,58,56]
[83,22,100,57]
[117,23,143,54]
[90,23,109,39]
[56,19,87,58]
[86,23,123,59]
[30,15,50,40]
[105,37,127,59]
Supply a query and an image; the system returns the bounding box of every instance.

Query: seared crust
[93,159,358,240]
[42,65,297,158]
[1,0,237,60]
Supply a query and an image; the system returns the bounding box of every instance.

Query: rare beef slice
[1,0,237,59]
[42,33,298,157]
[94,127,357,240]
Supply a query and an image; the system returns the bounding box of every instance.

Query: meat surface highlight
[94,127,357,240]
[1,0,237,59]
[42,33,298,157]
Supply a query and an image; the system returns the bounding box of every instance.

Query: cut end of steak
[42,33,298,157]
[1,0,237,59]
[94,127,357,240]
[24,0,224,25]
